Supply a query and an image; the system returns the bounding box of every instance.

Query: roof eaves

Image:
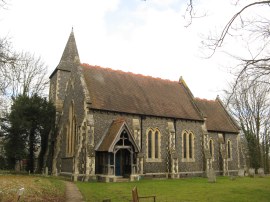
[49,67,71,79]
[207,129,239,134]
[89,108,204,122]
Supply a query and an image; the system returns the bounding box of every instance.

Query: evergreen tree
[3,94,55,172]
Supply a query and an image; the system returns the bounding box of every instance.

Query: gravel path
[65,181,84,202]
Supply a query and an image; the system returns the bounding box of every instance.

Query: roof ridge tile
[81,63,178,84]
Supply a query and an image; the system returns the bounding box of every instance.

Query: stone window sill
[146,158,162,163]
[181,158,195,163]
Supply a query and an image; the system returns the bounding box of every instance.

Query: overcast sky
[0,0,252,99]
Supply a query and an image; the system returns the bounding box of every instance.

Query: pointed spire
[59,28,80,66]
[49,28,80,78]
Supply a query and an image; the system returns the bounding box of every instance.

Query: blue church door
[115,149,131,177]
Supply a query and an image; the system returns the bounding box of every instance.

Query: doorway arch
[114,130,134,177]
[115,149,131,176]
[96,119,140,178]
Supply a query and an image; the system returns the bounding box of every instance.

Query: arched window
[65,125,69,155]
[189,133,193,159]
[227,140,232,159]
[209,139,214,158]
[147,128,161,161]
[71,116,76,155]
[183,133,187,158]
[155,131,159,159]
[148,130,152,159]
[66,102,76,157]
[182,131,195,162]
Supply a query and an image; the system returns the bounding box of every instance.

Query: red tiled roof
[97,118,139,152]
[82,64,203,121]
[97,118,125,152]
[195,98,239,133]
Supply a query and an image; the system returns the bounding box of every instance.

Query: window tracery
[146,128,161,162]
[182,130,195,162]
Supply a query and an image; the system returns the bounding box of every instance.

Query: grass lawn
[0,175,65,202]
[76,176,270,202]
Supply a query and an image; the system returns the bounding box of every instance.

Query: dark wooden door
[115,149,131,177]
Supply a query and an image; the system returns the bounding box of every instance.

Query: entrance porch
[95,119,140,182]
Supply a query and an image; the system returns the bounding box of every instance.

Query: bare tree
[186,1,270,169]
[262,117,270,173]
[198,1,270,90]
[0,38,17,95]
[0,0,7,9]
[144,0,270,170]
[0,51,49,98]
[224,75,270,172]
[181,1,270,91]
[0,37,16,65]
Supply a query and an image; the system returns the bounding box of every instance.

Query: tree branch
[209,1,270,57]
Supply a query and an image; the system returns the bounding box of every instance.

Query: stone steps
[115,177,130,182]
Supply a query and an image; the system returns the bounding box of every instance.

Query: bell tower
[49,28,80,119]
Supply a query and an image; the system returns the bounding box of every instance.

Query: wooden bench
[132,186,156,202]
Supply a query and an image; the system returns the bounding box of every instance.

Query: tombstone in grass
[17,187,25,202]
[257,168,264,177]
[45,167,48,176]
[244,167,249,176]
[238,169,245,177]
[204,148,212,178]
[15,160,20,172]
[208,168,216,183]
[0,191,3,201]
[248,168,255,178]
[230,175,236,181]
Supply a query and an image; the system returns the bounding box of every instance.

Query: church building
[49,30,241,182]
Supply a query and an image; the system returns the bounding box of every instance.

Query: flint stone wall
[208,132,239,174]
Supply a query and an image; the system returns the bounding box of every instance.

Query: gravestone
[230,175,236,181]
[248,168,255,178]
[244,168,249,176]
[17,187,25,201]
[15,160,20,172]
[208,168,216,183]
[238,169,245,177]
[0,190,3,201]
[258,168,264,177]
